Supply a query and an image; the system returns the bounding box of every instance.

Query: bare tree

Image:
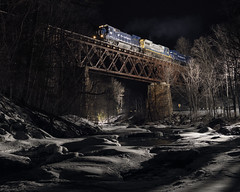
[191,36,224,117]
[175,36,192,56]
[212,22,240,118]
[181,59,202,119]
[0,0,104,117]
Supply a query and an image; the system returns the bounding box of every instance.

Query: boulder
[198,126,210,133]
[0,123,10,132]
[0,128,7,135]
[231,127,240,135]
[208,118,228,129]
[0,152,31,174]
[11,122,26,132]
[13,131,30,140]
[213,124,221,131]
[217,127,231,135]
[0,114,6,123]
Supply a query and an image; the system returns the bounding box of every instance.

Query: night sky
[99,0,236,48]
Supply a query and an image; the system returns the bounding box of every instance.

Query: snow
[1,95,240,191]
[179,128,236,147]
[2,122,239,192]
[102,124,150,136]
[62,114,98,127]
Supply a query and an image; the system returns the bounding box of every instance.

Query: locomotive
[94,24,188,64]
[169,50,188,63]
[140,39,171,61]
[96,24,141,52]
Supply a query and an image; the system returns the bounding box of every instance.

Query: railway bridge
[38,26,185,122]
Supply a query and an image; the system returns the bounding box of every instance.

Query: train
[94,24,189,64]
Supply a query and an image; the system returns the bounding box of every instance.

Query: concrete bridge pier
[78,66,90,119]
[76,67,173,122]
[147,82,173,121]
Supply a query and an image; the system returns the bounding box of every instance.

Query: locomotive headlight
[93,35,97,39]
[100,34,104,38]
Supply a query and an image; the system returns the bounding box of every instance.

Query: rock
[127,124,138,128]
[11,122,26,132]
[58,165,122,181]
[16,143,70,165]
[13,131,30,140]
[46,152,76,164]
[24,167,59,180]
[0,114,6,123]
[0,123,10,132]
[197,123,206,129]
[173,181,184,186]
[8,118,16,125]
[227,151,240,157]
[26,125,48,139]
[231,127,240,135]
[29,129,45,139]
[0,128,7,135]
[197,123,210,133]
[128,114,145,125]
[208,118,228,128]
[0,152,31,173]
[44,143,68,154]
[182,119,191,125]
[0,135,5,142]
[195,169,206,177]
[213,124,221,131]
[217,127,231,135]
[198,126,209,133]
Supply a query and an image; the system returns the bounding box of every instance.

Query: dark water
[118,132,180,147]
[119,137,174,146]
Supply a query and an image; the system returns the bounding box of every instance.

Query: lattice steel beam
[45,26,185,83]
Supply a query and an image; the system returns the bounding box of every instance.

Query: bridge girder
[45,26,184,84]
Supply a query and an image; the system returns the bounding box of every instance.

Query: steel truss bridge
[43,26,184,83]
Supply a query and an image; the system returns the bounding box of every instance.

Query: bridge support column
[78,66,90,118]
[147,82,173,121]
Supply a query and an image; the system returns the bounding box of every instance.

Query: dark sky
[99,0,236,48]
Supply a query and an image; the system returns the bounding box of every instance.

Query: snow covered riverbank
[1,95,240,192]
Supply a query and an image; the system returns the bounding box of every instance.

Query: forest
[0,0,104,116]
[0,0,239,120]
[174,9,240,119]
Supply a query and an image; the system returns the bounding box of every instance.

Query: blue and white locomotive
[97,24,141,52]
[169,50,188,63]
[95,24,188,64]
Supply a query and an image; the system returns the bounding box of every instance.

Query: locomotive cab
[98,24,109,39]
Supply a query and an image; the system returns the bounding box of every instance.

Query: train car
[95,24,190,63]
[169,50,188,64]
[96,24,141,51]
[139,39,171,59]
